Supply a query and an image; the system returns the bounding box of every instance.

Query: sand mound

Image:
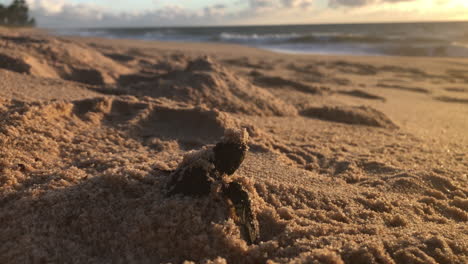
[116,56,297,116]
[0,33,131,85]
[70,96,240,150]
[300,105,398,128]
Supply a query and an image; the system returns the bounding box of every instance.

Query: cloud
[248,0,314,9]
[281,0,315,8]
[28,0,105,20]
[329,0,376,8]
[22,0,449,27]
[25,0,228,27]
[383,0,415,2]
[203,4,227,17]
[329,0,415,8]
[249,0,277,9]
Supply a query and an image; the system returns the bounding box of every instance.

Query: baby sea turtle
[165,128,259,244]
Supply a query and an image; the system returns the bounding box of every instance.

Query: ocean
[54,22,468,58]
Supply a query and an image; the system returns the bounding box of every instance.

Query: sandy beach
[0,28,467,263]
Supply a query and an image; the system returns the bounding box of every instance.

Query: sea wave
[55,29,112,38]
[218,32,448,46]
[52,22,468,58]
[218,32,371,43]
[219,32,301,42]
[288,34,385,44]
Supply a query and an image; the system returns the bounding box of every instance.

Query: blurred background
[1,0,468,57]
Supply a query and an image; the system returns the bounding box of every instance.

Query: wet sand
[0,28,467,263]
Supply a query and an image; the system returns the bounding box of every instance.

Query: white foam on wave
[219,32,300,41]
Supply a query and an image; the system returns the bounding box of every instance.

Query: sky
[1,0,468,27]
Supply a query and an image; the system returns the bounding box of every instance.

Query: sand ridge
[0,31,467,263]
[0,31,131,84]
[98,56,298,116]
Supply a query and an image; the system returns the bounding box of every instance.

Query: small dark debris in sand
[338,90,386,101]
[301,105,398,129]
[165,129,259,244]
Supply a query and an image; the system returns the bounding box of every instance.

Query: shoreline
[64,34,468,61]
[49,21,468,59]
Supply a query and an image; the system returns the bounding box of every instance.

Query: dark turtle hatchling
[213,139,248,176]
[166,162,218,197]
[165,128,259,244]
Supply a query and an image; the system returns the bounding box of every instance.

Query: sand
[0,29,467,264]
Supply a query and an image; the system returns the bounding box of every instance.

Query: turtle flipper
[223,182,260,245]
